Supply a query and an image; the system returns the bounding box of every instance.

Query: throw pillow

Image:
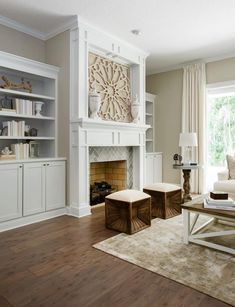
[226,154,235,179]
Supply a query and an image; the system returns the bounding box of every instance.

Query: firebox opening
[90,160,127,206]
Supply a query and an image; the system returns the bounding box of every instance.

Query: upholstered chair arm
[217,169,229,181]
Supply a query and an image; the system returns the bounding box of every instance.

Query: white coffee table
[182,195,235,255]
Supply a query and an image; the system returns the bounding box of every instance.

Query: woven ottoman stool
[143,183,182,219]
[105,189,151,235]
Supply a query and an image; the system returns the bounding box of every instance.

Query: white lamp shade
[179,132,198,147]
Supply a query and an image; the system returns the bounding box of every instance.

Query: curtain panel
[182,63,206,193]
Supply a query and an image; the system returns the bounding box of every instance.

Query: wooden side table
[173,164,200,202]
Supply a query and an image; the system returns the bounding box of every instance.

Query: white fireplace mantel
[73,118,149,148]
[76,118,150,132]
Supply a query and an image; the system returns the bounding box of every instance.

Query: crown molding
[146,64,183,76]
[147,51,235,76]
[0,15,45,40]
[0,14,77,41]
[44,17,77,40]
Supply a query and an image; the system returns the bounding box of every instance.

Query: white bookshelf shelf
[145,93,156,153]
[0,137,55,140]
[0,113,55,120]
[0,88,55,101]
[0,53,58,160]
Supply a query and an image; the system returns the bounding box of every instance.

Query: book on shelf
[2,120,25,137]
[11,143,29,160]
[204,199,235,211]
[14,98,35,116]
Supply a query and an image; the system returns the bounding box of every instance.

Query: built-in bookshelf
[0,51,59,161]
[145,93,156,153]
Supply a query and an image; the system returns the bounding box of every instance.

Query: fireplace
[90,160,127,205]
[69,118,148,217]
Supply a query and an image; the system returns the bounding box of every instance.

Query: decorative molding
[67,204,91,218]
[44,17,78,40]
[76,117,149,132]
[0,14,77,41]
[0,50,59,78]
[0,14,45,40]
[88,52,132,122]
[147,51,235,76]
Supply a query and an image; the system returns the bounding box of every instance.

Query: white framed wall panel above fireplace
[69,22,148,218]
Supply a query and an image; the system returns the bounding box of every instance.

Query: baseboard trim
[0,204,94,233]
[67,204,91,218]
[0,208,67,233]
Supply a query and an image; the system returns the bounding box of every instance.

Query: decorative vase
[89,88,101,119]
[35,101,44,117]
[131,94,140,123]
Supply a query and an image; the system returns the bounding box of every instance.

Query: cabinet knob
[43,164,46,166]
[47,163,50,166]
[19,165,22,168]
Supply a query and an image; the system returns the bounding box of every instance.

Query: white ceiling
[1,0,235,74]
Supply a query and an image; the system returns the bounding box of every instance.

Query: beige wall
[45,30,70,159]
[146,69,183,183]
[146,56,235,184]
[45,31,70,204]
[207,57,235,84]
[0,24,45,62]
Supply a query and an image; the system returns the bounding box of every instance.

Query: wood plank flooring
[0,207,231,307]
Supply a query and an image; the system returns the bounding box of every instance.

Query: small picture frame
[29,141,39,158]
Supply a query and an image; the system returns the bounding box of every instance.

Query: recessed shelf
[0,113,55,120]
[145,113,153,116]
[146,139,153,142]
[0,137,55,140]
[0,88,55,101]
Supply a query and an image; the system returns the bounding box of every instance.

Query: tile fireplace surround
[89,147,133,189]
[70,118,149,217]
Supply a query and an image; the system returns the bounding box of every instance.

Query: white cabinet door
[45,161,65,210]
[0,164,22,222]
[145,153,163,185]
[23,163,46,216]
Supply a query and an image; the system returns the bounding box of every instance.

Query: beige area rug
[94,215,235,306]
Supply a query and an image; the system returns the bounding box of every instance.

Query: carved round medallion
[89,53,131,122]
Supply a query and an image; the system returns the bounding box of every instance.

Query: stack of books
[14,99,34,116]
[3,120,25,137]
[204,196,235,211]
[11,143,29,159]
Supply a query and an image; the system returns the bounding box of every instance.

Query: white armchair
[213,168,235,200]
[217,169,229,181]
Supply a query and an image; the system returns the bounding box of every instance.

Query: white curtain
[182,63,206,194]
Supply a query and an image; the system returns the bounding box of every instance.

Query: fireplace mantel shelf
[74,118,150,132]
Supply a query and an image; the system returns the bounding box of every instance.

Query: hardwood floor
[0,207,231,307]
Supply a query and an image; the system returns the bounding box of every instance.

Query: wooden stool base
[105,197,151,234]
[143,188,182,219]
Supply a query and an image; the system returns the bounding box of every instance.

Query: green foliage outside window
[208,95,235,166]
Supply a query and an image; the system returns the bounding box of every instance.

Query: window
[206,82,235,190]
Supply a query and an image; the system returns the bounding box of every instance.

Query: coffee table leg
[183,209,190,244]
[182,169,192,202]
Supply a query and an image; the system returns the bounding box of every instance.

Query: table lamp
[179,132,197,164]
